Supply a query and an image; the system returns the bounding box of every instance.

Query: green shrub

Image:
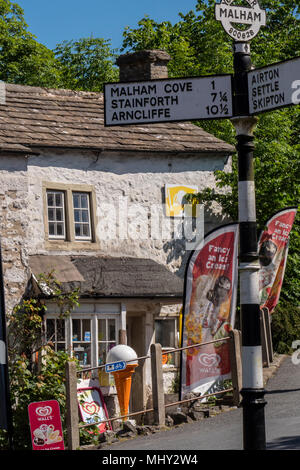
[271,301,300,354]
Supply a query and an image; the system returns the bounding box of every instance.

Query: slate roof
[29,255,184,299]
[0,83,234,155]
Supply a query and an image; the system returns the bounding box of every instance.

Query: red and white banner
[258,207,297,313]
[180,223,239,397]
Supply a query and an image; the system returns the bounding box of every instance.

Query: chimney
[116,50,171,82]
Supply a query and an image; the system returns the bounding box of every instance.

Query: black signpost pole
[0,240,14,449]
[231,42,267,450]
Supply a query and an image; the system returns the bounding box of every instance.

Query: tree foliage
[122,0,300,308]
[54,37,119,92]
[0,273,80,450]
[0,0,61,86]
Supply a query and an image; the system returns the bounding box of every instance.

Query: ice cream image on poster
[28,400,65,450]
[180,223,239,399]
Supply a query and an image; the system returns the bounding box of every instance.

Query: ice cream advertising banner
[28,400,65,450]
[258,207,297,313]
[180,223,239,398]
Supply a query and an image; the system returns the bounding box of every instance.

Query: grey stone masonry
[116,50,171,82]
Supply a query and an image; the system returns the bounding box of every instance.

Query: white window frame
[73,191,92,241]
[44,303,120,370]
[155,317,179,368]
[46,189,66,240]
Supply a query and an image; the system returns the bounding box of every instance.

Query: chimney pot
[116,50,171,82]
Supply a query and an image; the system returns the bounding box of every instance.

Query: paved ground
[100,354,300,451]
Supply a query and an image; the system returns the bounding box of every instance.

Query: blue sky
[17,0,199,52]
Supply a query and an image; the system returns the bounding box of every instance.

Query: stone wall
[27,149,231,276]
[0,155,30,314]
[0,148,231,314]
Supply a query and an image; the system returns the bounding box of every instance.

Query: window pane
[98,319,106,341]
[72,319,80,341]
[48,208,54,221]
[75,224,81,237]
[81,194,88,208]
[81,210,89,223]
[56,208,63,221]
[49,222,55,235]
[74,210,80,222]
[55,193,63,207]
[46,319,55,342]
[74,343,91,366]
[73,194,80,208]
[98,343,107,364]
[108,319,116,341]
[57,319,65,341]
[82,224,90,237]
[82,320,91,342]
[73,192,91,239]
[47,190,65,239]
[155,320,175,348]
[47,193,54,206]
[56,223,64,236]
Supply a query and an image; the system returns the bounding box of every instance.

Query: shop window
[46,318,66,352]
[45,304,120,376]
[72,318,92,367]
[155,318,178,367]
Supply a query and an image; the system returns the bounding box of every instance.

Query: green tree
[0,0,61,87]
[122,0,300,309]
[54,37,119,92]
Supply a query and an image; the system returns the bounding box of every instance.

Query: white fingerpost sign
[104,75,233,126]
[215,0,266,41]
[248,56,300,114]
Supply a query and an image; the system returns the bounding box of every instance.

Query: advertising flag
[258,207,297,313]
[180,223,239,398]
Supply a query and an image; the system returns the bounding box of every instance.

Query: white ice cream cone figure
[107,345,138,420]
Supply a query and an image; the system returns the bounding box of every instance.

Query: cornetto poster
[258,207,297,313]
[180,223,239,398]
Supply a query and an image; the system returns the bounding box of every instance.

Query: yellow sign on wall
[165,184,198,217]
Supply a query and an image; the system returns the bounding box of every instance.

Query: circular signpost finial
[215,0,266,42]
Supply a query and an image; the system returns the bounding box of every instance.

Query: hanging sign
[104,74,233,126]
[248,57,300,114]
[180,223,239,398]
[258,207,297,313]
[28,400,65,450]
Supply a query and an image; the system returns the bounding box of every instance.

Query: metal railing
[75,335,234,431]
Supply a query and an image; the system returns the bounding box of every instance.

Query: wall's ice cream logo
[35,406,52,417]
[165,184,198,217]
[198,352,221,368]
[215,0,266,41]
[81,401,101,415]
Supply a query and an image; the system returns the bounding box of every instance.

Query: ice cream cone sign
[107,345,138,420]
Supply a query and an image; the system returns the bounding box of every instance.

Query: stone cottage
[0,50,234,415]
